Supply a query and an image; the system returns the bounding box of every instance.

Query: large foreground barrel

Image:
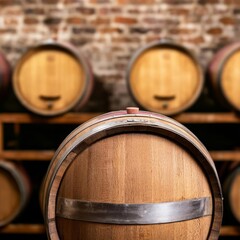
[41,107,222,240]
[0,51,11,100]
[127,41,204,115]
[0,160,30,227]
[208,41,240,111]
[13,41,93,116]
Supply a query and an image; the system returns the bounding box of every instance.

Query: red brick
[76,7,95,15]
[0,0,21,5]
[24,8,45,15]
[146,36,162,42]
[90,18,110,25]
[66,17,86,24]
[207,27,222,35]
[42,0,59,3]
[200,0,219,3]
[224,0,240,4]
[168,8,190,15]
[90,0,111,3]
[187,36,204,44]
[4,18,18,26]
[4,8,22,15]
[115,17,137,24]
[169,28,196,34]
[63,0,79,3]
[44,17,61,25]
[219,17,236,25]
[23,26,42,33]
[112,36,140,43]
[24,17,39,24]
[117,0,154,3]
[99,27,123,33]
[72,28,96,34]
[0,28,16,33]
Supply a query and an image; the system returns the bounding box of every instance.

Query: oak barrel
[208,41,240,111]
[41,107,222,240]
[223,166,240,223]
[13,40,93,116]
[0,160,30,227]
[127,41,204,115]
[0,51,11,100]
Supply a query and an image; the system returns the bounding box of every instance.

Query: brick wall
[0,0,238,111]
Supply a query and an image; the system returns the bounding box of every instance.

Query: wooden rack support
[0,112,240,237]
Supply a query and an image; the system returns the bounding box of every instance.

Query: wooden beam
[1,112,240,124]
[1,150,240,161]
[0,224,45,234]
[0,113,102,124]
[175,112,240,123]
[0,150,54,160]
[220,226,240,236]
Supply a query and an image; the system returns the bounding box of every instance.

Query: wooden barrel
[13,40,93,116]
[127,41,204,115]
[41,107,222,240]
[0,160,30,227]
[208,41,240,111]
[223,166,240,223]
[0,51,11,100]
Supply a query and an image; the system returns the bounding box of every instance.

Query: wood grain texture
[128,44,203,115]
[56,133,212,240]
[13,42,93,116]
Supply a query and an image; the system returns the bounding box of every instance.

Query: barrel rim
[126,40,205,116]
[42,111,222,240]
[0,160,29,227]
[13,40,93,116]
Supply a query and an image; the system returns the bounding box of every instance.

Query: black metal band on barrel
[56,197,212,224]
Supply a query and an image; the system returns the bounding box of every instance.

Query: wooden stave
[0,160,31,227]
[208,41,240,111]
[126,41,204,116]
[41,110,223,240]
[0,51,11,100]
[13,40,94,116]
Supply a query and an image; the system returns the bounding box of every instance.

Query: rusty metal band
[56,197,212,224]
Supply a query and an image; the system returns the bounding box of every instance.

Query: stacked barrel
[4,38,240,239]
[0,160,30,227]
[13,41,94,116]
[127,41,204,115]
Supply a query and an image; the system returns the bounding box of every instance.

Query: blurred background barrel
[127,41,204,116]
[208,41,240,112]
[0,160,30,227]
[41,108,222,240]
[0,51,11,101]
[223,165,240,223]
[13,40,93,116]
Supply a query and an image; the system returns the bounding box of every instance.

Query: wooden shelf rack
[0,112,240,237]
